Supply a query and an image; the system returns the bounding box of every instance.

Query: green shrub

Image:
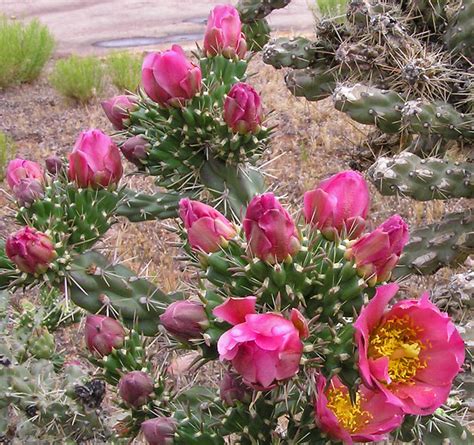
[0,132,17,181]
[107,51,142,92]
[0,17,55,88]
[315,0,349,17]
[49,55,106,103]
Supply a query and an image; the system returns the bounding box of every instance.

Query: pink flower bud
[84,315,125,357]
[142,45,202,107]
[68,129,123,189]
[179,198,236,253]
[160,300,208,341]
[118,371,154,408]
[204,5,247,59]
[243,193,300,263]
[121,135,149,167]
[346,215,409,284]
[220,372,251,406]
[101,95,137,130]
[45,155,63,175]
[6,159,45,205]
[224,82,263,134]
[304,170,370,239]
[5,227,57,274]
[141,417,177,445]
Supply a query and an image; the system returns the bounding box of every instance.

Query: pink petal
[213,296,257,325]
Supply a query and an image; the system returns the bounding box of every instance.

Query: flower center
[326,387,372,433]
[368,315,427,384]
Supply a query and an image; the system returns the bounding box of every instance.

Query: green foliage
[315,0,349,17]
[0,132,16,181]
[49,55,105,103]
[106,51,142,92]
[0,17,55,88]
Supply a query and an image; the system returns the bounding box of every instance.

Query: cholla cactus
[263,0,474,275]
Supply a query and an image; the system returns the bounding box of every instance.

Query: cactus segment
[445,0,474,61]
[369,152,474,200]
[285,67,337,102]
[242,19,271,52]
[67,251,181,335]
[0,241,17,290]
[237,0,291,23]
[394,210,474,277]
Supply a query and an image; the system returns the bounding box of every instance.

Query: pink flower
[84,315,125,357]
[68,129,123,189]
[204,4,247,59]
[142,45,202,107]
[121,135,149,167]
[5,227,56,274]
[214,296,306,389]
[118,371,154,408]
[345,215,409,284]
[6,159,45,206]
[354,283,465,415]
[243,193,300,263]
[304,171,370,240]
[101,95,137,130]
[224,82,263,134]
[315,374,404,444]
[141,417,177,445]
[179,198,236,253]
[160,300,208,341]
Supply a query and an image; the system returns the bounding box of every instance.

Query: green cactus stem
[394,210,474,278]
[285,67,338,102]
[368,152,473,200]
[237,0,291,23]
[241,19,271,52]
[445,0,474,62]
[66,250,181,336]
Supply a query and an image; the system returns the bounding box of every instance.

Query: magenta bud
[14,179,44,207]
[84,315,125,357]
[45,155,63,175]
[101,95,137,130]
[160,300,208,342]
[243,193,300,263]
[118,371,154,408]
[6,158,44,190]
[141,417,177,445]
[224,82,263,134]
[220,373,251,406]
[121,135,149,167]
[5,227,57,274]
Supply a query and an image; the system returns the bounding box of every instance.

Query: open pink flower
[243,193,300,263]
[315,374,404,444]
[142,45,202,107]
[179,198,236,253]
[204,4,247,59]
[354,283,465,415]
[346,215,409,284]
[214,296,306,389]
[304,171,370,240]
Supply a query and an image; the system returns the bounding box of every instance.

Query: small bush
[0,17,55,88]
[107,51,142,92]
[315,0,349,17]
[0,132,17,181]
[49,55,106,103]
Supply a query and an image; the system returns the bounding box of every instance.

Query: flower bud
[84,315,125,357]
[68,129,123,189]
[179,198,236,253]
[6,159,45,206]
[118,371,154,408]
[5,227,56,274]
[121,135,149,167]
[204,5,247,59]
[346,215,409,284]
[142,45,202,107]
[304,170,370,240]
[220,372,251,406]
[141,417,177,445]
[14,179,45,207]
[243,193,300,263]
[160,300,208,341]
[224,82,263,134]
[45,155,63,175]
[101,95,137,130]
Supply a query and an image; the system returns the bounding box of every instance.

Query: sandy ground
[1,0,315,55]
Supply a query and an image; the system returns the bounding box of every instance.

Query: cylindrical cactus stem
[445,0,474,62]
[394,210,474,277]
[285,67,338,102]
[263,36,334,69]
[237,0,291,23]
[66,251,181,335]
[368,152,473,200]
[242,19,271,52]
[333,83,405,133]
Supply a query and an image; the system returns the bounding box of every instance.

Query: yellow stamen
[368,315,427,384]
[326,386,373,433]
